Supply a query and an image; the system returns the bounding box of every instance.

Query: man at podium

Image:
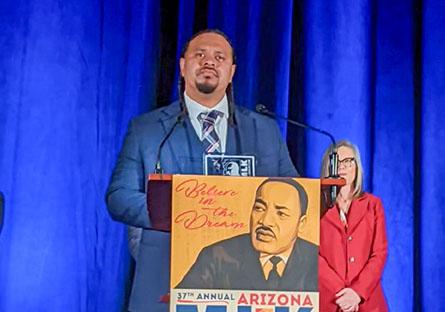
[106,29,298,311]
[177,178,317,292]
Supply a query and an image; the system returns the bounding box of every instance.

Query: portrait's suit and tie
[177,233,318,291]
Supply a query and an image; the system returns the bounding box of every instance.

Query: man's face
[180,33,236,104]
[250,181,305,255]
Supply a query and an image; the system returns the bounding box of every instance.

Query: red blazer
[319,193,388,312]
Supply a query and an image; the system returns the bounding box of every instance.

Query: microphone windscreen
[256,104,268,114]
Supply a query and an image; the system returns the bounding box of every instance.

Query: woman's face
[337,146,357,186]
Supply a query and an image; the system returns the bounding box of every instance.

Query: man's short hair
[255,178,309,215]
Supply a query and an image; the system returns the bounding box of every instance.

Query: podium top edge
[148,174,345,186]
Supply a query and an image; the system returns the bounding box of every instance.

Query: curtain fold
[0,0,161,311]
[372,1,415,310]
[421,0,445,310]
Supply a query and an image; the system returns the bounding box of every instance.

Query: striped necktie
[198,110,222,154]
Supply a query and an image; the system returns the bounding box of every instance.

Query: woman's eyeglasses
[338,157,355,168]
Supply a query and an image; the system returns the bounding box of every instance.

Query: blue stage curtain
[421,0,445,310]
[0,0,161,310]
[305,1,414,310]
[0,0,444,311]
[304,0,445,311]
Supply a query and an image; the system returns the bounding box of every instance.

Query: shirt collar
[184,92,229,122]
[258,242,295,267]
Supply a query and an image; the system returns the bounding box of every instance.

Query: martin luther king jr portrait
[177,178,318,291]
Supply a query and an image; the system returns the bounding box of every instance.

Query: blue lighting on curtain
[420,0,445,310]
[1,0,444,311]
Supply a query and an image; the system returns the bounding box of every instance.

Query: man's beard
[196,81,217,94]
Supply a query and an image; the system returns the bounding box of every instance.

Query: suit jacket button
[349,256,355,263]
[348,236,353,241]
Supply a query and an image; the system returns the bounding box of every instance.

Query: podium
[146,174,344,311]
[146,174,345,232]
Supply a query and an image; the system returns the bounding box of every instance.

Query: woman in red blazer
[319,141,388,312]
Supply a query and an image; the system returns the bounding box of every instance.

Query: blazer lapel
[158,103,203,174]
[282,239,318,291]
[240,244,267,289]
[323,206,346,232]
[345,197,367,233]
[225,124,239,155]
[157,105,260,174]
[280,239,309,290]
[226,107,258,156]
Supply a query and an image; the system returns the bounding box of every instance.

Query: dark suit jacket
[178,234,318,291]
[106,101,298,312]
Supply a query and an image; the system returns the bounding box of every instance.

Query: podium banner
[170,175,320,312]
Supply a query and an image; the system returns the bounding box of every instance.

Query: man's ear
[297,215,307,235]
[229,64,236,82]
[179,58,185,77]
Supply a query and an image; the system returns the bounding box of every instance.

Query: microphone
[154,112,186,174]
[256,104,340,205]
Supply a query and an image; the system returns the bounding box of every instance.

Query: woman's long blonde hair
[320,140,364,198]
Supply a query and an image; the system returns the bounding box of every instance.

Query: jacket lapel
[323,205,346,232]
[239,243,267,289]
[225,124,239,155]
[157,104,260,174]
[280,239,316,291]
[158,103,203,174]
[226,107,258,156]
[322,197,368,234]
[345,196,367,234]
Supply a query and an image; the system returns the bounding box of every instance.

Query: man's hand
[335,287,361,312]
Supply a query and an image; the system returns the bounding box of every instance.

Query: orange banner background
[170,175,320,288]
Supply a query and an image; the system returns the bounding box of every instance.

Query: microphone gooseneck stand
[255,104,339,206]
